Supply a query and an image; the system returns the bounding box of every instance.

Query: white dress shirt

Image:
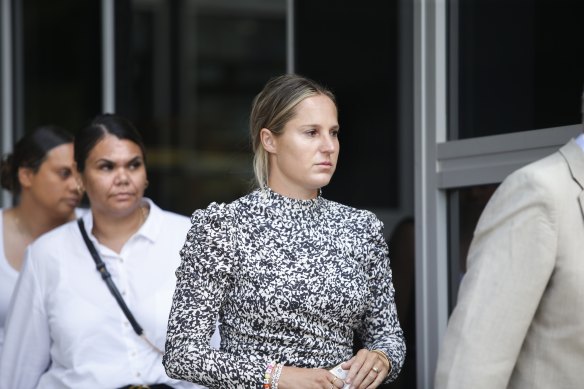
[0,199,214,389]
[0,210,19,355]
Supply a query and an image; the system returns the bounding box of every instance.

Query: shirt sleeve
[0,247,51,389]
[434,168,558,389]
[163,203,268,389]
[356,213,406,382]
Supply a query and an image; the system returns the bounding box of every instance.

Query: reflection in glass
[450,0,584,140]
[21,0,101,133]
[294,1,400,210]
[119,0,286,214]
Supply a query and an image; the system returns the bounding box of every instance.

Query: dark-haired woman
[0,125,82,355]
[0,114,216,388]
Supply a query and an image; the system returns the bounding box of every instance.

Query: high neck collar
[259,186,324,213]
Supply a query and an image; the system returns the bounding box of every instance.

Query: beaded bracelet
[263,361,275,389]
[371,349,392,375]
[271,364,283,389]
[271,363,284,389]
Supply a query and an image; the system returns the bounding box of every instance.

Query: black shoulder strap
[77,218,144,336]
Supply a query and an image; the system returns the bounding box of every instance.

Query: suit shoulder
[503,150,571,196]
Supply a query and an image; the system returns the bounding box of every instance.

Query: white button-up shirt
[0,199,216,389]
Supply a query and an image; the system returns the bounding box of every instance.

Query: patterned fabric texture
[164,188,406,388]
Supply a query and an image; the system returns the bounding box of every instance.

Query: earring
[76,183,85,196]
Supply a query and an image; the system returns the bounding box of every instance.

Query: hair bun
[0,153,15,191]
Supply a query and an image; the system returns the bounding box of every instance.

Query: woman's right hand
[276,366,345,389]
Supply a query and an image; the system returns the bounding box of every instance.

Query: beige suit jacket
[435,139,584,389]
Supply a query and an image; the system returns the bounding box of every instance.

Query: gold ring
[372,366,380,374]
[329,385,334,389]
[331,376,338,384]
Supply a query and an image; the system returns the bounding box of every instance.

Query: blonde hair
[249,74,336,188]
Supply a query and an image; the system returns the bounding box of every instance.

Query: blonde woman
[164,74,405,389]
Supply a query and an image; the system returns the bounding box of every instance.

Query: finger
[367,362,391,389]
[365,363,390,389]
[358,368,380,389]
[331,375,345,388]
[346,351,369,383]
[325,381,343,389]
[351,356,380,388]
[369,377,385,389]
[365,367,386,389]
[326,372,345,389]
[341,355,356,370]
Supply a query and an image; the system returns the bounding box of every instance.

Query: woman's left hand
[341,348,390,389]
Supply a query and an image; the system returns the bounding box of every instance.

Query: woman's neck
[13,199,74,240]
[266,182,318,200]
[4,200,75,271]
[91,203,149,254]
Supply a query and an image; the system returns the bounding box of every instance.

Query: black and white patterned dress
[164,188,406,388]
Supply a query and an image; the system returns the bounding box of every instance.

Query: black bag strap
[77,218,162,354]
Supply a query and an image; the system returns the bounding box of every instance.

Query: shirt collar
[139,198,160,243]
[81,197,160,244]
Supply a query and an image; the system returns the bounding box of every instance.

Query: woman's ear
[17,167,34,189]
[260,128,277,154]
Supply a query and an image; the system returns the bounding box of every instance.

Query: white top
[575,132,584,152]
[0,209,19,353]
[0,208,87,356]
[0,199,215,389]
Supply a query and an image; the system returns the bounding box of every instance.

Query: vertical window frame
[415,1,583,387]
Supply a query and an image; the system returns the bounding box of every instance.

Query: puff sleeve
[163,203,269,389]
